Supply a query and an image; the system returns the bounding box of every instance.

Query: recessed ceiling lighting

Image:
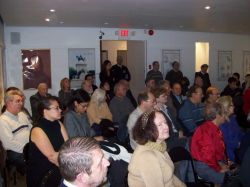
[50,9,55,12]
[205,6,211,10]
[45,18,50,22]
[104,22,109,25]
[59,21,64,24]
[179,25,184,28]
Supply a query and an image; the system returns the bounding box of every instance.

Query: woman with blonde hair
[218,96,244,162]
[87,88,115,137]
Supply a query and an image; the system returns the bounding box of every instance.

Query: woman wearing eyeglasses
[27,96,68,187]
[64,89,103,141]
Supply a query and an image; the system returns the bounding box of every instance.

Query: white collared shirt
[63,179,78,187]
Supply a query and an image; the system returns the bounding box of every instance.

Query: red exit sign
[119,30,129,37]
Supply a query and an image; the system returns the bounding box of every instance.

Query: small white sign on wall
[68,48,95,89]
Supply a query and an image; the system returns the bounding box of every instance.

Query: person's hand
[178,130,186,138]
[94,136,104,141]
[219,163,229,173]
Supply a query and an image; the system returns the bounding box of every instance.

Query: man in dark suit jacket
[195,64,211,93]
[58,137,110,187]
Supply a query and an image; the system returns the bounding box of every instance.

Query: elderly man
[0,90,32,173]
[58,137,110,187]
[109,82,134,142]
[30,82,51,122]
[127,91,156,150]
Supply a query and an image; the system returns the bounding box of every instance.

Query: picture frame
[22,49,51,89]
[218,51,232,81]
[162,49,181,77]
[68,48,95,89]
[243,51,250,76]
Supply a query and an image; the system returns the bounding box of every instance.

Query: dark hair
[233,72,240,79]
[151,87,166,99]
[37,96,60,121]
[102,60,111,72]
[68,89,90,110]
[186,85,201,98]
[172,61,179,67]
[201,64,208,68]
[137,91,150,105]
[133,110,160,145]
[59,137,100,182]
[205,102,224,121]
[85,74,93,80]
[228,77,237,84]
[99,81,109,89]
[152,61,159,66]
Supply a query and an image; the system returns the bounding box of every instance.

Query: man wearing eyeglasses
[0,90,32,174]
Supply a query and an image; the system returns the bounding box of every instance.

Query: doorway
[195,42,209,72]
[100,40,146,98]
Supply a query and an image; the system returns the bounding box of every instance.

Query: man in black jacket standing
[195,64,211,93]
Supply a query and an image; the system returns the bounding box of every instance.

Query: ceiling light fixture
[50,9,55,12]
[205,6,211,10]
[45,18,50,22]
[59,21,64,24]
[104,22,109,25]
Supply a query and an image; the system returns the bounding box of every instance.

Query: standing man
[0,90,32,174]
[165,61,183,85]
[111,55,131,85]
[195,64,211,93]
[58,137,110,187]
[30,82,51,122]
[145,61,163,86]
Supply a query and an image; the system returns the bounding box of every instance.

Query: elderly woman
[191,102,229,186]
[27,96,68,187]
[128,110,186,187]
[87,88,114,137]
[218,96,244,162]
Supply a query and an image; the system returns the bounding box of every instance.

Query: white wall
[3,26,250,112]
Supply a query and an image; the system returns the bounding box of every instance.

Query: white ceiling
[0,0,250,34]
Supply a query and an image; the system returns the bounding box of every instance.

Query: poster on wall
[218,51,232,81]
[22,49,51,89]
[162,49,180,77]
[243,51,250,76]
[68,48,95,89]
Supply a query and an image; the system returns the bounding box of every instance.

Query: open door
[127,41,146,99]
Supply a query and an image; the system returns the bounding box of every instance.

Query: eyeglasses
[48,106,61,111]
[79,103,88,108]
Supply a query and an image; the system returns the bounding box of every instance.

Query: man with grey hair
[58,137,110,187]
[0,90,32,173]
[30,82,51,121]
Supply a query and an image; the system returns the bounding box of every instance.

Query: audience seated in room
[109,82,135,143]
[128,110,186,187]
[85,73,98,91]
[119,79,137,108]
[82,79,94,96]
[178,86,205,136]
[0,90,32,174]
[170,82,186,112]
[27,96,68,187]
[127,91,156,150]
[30,82,51,122]
[58,137,110,187]
[190,102,229,185]
[145,77,156,92]
[58,77,74,111]
[218,96,244,162]
[152,87,186,150]
[99,81,114,104]
[205,86,220,105]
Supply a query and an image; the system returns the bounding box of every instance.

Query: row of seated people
[1,71,249,186]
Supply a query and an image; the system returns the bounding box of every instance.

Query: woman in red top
[191,102,229,186]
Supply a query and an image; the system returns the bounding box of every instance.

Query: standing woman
[58,77,74,111]
[99,60,114,88]
[27,96,68,187]
[128,110,186,187]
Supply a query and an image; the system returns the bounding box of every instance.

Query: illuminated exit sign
[116,29,135,40]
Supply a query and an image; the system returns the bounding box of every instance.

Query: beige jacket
[87,102,112,125]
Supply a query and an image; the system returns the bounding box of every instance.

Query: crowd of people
[0,56,250,187]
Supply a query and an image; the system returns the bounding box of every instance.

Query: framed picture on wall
[243,51,250,76]
[162,49,180,77]
[22,49,51,89]
[68,48,95,89]
[218,51,232,81]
